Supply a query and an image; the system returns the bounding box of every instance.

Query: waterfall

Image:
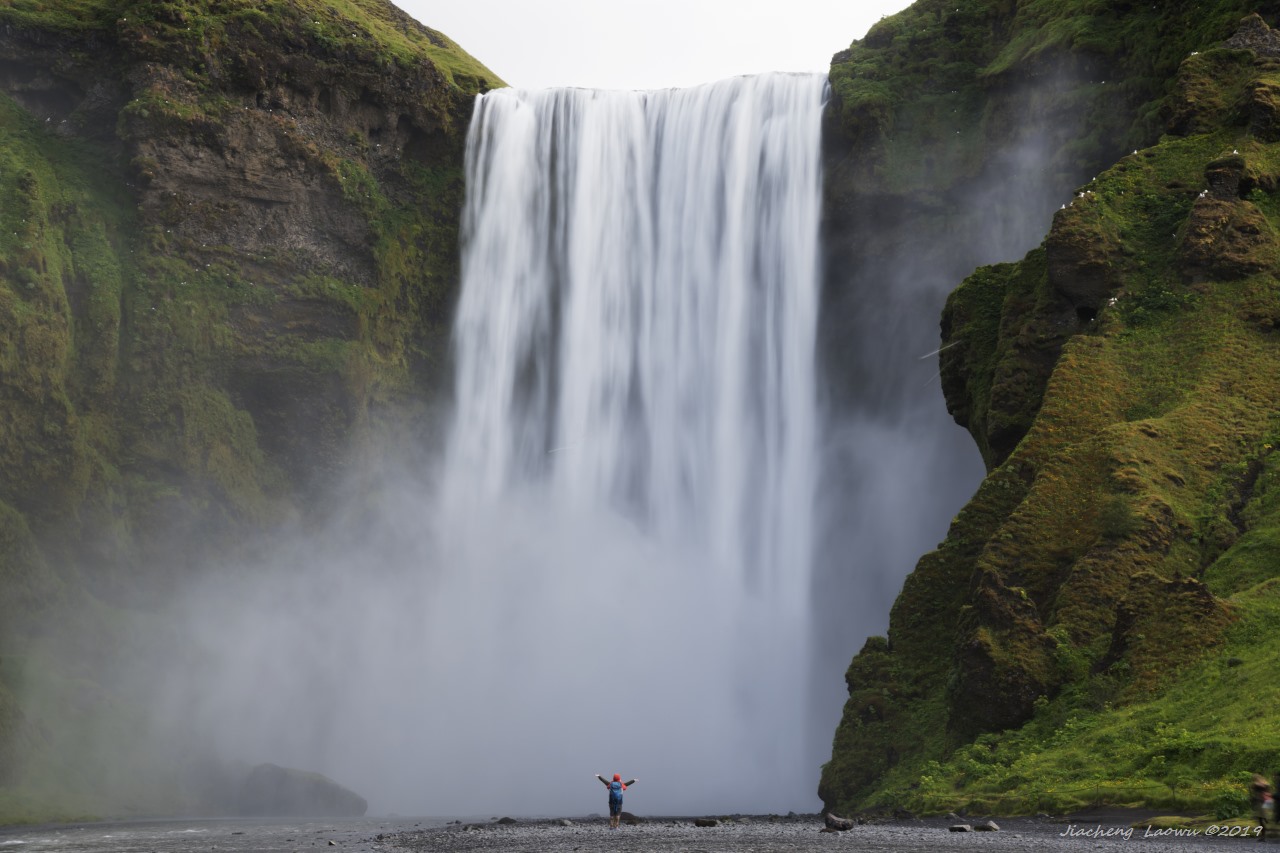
[433,73,828,813]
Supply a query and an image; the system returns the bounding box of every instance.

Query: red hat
[613,773,621,781]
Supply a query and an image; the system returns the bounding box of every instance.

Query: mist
[9,66,1104,820]
[139,480,817,816]
[805,75,1096,748]
[116,73,830,818]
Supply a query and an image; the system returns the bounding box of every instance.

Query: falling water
[53,61,1083,821]
[434,73,827,813]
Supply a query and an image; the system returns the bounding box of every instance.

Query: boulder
[824,812,855,831]
[236,763,367,817]
[950,824,973,832]
[975,820,1000,831]
[1225,13,1280,58]
[694,817,719,827]
[1178,192,1276,282]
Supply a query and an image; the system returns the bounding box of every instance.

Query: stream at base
[0,817,444,853]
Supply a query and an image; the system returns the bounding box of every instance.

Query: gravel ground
[384,812,1269,852]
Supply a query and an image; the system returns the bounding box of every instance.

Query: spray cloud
[143,72,829,817]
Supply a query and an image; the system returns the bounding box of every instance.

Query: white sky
[395,1,916,91]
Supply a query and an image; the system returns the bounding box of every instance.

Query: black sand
[385,812,1264,852]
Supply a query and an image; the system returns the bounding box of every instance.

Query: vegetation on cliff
[828,0,1280,194]
[822,7,1280,818]
[0,0,499,822]
[9,0,1280,827]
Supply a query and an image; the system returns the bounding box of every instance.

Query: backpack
[609,780,623,803]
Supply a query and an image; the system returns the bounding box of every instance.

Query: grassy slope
[823,19,1280,817]
[0,0,501,92]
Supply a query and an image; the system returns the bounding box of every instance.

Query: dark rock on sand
[236,763,367,817]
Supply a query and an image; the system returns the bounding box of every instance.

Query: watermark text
[1057,822,1263,840]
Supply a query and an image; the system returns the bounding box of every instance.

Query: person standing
[596,773,638,829]
[1251,773,1271,840]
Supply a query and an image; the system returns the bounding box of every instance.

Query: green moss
[826,18,1280,814]
[828,0,1280,197]
[1,0,502,94]
[0,504,62,641]
[0,0,488,818]
[0,0,116,31]
[862,586,1280,817]
[942,250,1056,467]
[1203,437,1280,595]
[0,608,202,823]
[0,94,139,527]
[289,274,376,314]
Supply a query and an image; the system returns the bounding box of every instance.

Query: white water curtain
[430,73,828,813]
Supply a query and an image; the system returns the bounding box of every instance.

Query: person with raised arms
[595,773,637,829]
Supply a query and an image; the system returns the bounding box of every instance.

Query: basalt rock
[1046,201,1124,315]
[1178,196,1277,281]
[949,571,1059,738]
[1096,573,1233,690]
[236,763,367,817]
[1225,12,1280,56]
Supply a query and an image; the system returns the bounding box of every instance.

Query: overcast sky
[396,1,915,91]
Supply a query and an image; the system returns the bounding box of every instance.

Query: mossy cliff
[822,6,1280,816]
[0,0,498,821]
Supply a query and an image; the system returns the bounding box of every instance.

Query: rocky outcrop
[0,1,499,598]
[0,0,502,575]
[822,7,1280,817]
[237,763,367,817]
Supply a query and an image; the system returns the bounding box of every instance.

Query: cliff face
[0,0,498,819]
[8,0,1280,826]
[821,4,1280,816]
[0,0,500,599]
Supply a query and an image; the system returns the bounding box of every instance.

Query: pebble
[383,814,1236,852]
